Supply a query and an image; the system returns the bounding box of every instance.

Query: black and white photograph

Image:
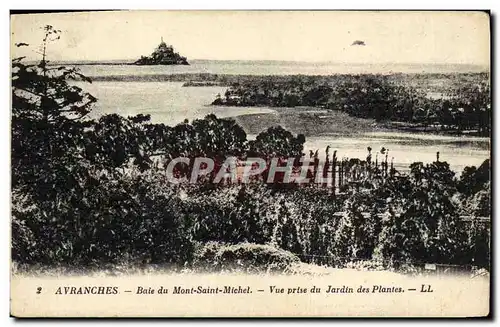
[9,10,491,317]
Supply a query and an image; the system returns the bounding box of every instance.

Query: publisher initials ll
[420,284,434,293]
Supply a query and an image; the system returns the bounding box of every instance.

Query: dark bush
[193,242,300,273]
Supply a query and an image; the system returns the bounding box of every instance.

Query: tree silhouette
[12,25,97,199]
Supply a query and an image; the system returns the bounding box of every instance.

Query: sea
[59,59,489,77]
[67,60,489,173]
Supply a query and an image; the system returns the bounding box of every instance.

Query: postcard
[10,10,491,318]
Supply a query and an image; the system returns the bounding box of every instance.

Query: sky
[10,11,490,65]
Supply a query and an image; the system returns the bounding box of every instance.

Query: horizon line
[42,58,490,67]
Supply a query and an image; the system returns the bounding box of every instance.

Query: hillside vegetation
[12,27,490,274]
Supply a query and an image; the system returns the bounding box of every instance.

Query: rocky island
[134,38,189,65]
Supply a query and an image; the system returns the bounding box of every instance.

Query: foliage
[12,26,97,200]
[248,126,305,158]
[11,170,194,267]
[192,242,300,273]
[213,74,490,135]
[11,27,490,273]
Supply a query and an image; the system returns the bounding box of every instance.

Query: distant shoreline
[37,60,489,79]
[79,72,490,85]
[230,108,492,141]
[44,59,489,69]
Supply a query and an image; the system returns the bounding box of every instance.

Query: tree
[191,114,247,157]
[248,126,305,158]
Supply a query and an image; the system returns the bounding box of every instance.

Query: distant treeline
[212,74,490,136]
[88,71,488,88]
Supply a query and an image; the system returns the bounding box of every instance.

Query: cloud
[351,40,366,46]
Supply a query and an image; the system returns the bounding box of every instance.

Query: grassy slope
[231,107,490,138]
[233,108,384,136]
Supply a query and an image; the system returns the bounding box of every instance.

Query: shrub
[192,242,300,273]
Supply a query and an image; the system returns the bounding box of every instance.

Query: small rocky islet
[134,38,189,65]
